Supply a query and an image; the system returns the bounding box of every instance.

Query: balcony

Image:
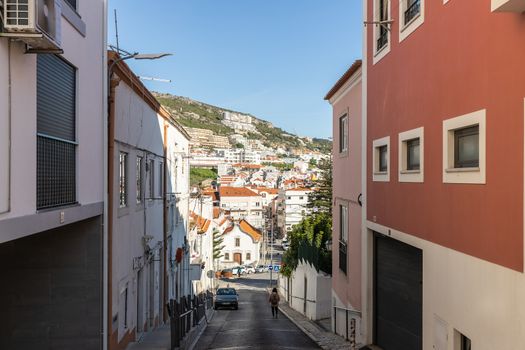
[492,0,525,12]
[37,135,77,210]
[404,0,420,25]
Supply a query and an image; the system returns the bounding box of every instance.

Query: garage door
[374,233,422,350]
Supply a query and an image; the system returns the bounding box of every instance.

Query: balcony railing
[376,30,388,52]
[339,240,347,274]
[37,135,77,210]
[404,0,421,25]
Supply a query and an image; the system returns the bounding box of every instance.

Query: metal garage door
[374,233,422,350]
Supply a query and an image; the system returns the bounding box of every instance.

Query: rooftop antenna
[138,76,172,83]
[114,9,120,52]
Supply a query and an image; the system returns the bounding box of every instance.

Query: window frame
[339,114,349,154]
[399,0,425,42]
[136,155,143,205]
[159,161,164,198]
[443,109,486,184]
[149,159,155,200]
[398,127,424,183]
[373,136,390,182]
[119,152,128,208]
[235,238,240,247]
[454,125,479,169]
[246,252,251,261]
[373,0,391,64]
[224,253,230,261]
[339,203,348,274]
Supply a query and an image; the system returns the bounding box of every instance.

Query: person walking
[269,287,280,319]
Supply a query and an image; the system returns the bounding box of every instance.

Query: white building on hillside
[219,187,263,228]
[277,188,313,236]
[218,220,262,267]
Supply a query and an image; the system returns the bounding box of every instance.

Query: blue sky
[108,1,362,139]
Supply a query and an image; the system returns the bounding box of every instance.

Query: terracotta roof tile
[219,186,260,197]
[239,220,262,242]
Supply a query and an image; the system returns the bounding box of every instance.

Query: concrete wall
[0,216,102,350]
[279,261,331,321]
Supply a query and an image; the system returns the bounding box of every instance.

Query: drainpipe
[107,59,120,350]
[1,39,12,215]
[163,123,168,322]
[102,2,108,349]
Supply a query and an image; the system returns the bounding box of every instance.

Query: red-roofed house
[218,219,262,267]
[219,187,263,228]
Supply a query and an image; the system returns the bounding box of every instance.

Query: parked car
[231,266,246,275]
[255,265,269,273]
[221,268,233,278]
[214,288,239,310]
[243,265,256,274]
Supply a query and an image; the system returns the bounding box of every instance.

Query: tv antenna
[114,9,120,52]
[138,76,172,83]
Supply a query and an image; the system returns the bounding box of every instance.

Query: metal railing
[334,305,361,349]
[166,290,213,349]
[376,30,388,51]
[36,134,77,210]
[404,0,421,25]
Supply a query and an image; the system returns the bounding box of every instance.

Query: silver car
[214,288,239,310]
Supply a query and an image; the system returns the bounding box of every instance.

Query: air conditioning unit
[1,0,62,53]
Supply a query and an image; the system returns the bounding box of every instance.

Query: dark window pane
[407,138,420,170]
[65,0,77,10]
[454,125,479,168]
[339,115,348,153]
[379,145,388,172]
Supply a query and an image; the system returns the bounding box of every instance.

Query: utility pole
[269,215,274,287]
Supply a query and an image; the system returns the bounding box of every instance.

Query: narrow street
[194,273,320,350]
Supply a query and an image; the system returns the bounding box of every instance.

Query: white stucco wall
[0,1,105,239]
[220,195,263,228]
[219,224,261,267]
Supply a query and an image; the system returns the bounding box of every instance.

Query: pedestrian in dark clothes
[269,287,280,318]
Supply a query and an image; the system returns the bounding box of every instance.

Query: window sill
[374,171,388,175]
[400,169,421,174]
[445,167,480,173]
[374,44,388,57]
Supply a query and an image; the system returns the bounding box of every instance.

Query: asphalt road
[193,273,320,350]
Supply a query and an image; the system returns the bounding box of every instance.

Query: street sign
[274,265,280,272]
[268,265,273,270]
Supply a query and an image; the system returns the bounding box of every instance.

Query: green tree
[308,158,318,168]
[234,143,245,149]
[307,157,333,215]
[281,212,332,276]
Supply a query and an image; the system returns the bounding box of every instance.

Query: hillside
[153,92,331,154]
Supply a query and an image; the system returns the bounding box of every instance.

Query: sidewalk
[126,324,171,350]
[278,301,355,350]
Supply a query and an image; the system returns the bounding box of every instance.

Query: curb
[277,305,330,349]
[185,308,215,350]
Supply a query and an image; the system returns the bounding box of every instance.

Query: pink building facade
[325,60,363,344]
[362,0,525,349]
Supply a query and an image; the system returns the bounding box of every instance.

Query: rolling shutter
[374,233,422,350]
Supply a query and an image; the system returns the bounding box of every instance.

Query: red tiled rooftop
[219,187,260,197]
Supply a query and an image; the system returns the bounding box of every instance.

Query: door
[374,233,422,350]
[234,253,242,265]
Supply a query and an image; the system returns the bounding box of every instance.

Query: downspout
[1,39,12,215]
[107,60,119,349]
[102,1,108,349]
[163,123,168,322]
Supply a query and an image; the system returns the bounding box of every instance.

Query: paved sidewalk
[277,301,354,350]
[126,324,171,350]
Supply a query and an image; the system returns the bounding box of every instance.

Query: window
[149,159,155,199]
[443,109,486,184]
[36,54,77,210]
[373,136,390,182]
[65,0,77,10]
[124,287,128,329]
[399,0,424,42]
[454,126,479,168]
[399,127,424,183]
[136,156,143,204]
[377,0,389,51]
[299,196,304,200]
[339,114,348,153]
[404,0,421,24]
[255,202,260,207]
[119,152,128,207]
[225,253,230,260]
[159,162,164,197]
[339,204,348,274]
[235,238,240,247]
[287,196,291,200]
[379,146,388,172]
[454,330,472,350]
[246,253,251,260]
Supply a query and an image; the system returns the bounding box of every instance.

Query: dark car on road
[214,288,239,310]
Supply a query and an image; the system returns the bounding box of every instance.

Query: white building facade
[219,187,263,228]
[0,1,107,348]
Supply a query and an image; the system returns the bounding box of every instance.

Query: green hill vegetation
[153,92,332,154]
